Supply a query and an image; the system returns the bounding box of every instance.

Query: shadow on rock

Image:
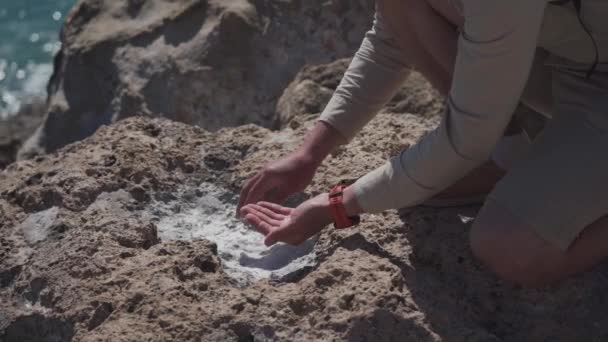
[283,232,414,284]
[1,314,74,342]
[346,309,436,342]
[399,206,608,341]
[0,99,47,167]
[239,239,315,271]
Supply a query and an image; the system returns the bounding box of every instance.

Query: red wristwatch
[329,182,361,229]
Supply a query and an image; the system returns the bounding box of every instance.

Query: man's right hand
[236,152,318,217]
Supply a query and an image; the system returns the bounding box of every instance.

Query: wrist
[312,193,335,224]
[297,121,345,166]
[342,185,364,217]
[293,148,324,169]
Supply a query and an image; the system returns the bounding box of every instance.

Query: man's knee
[470,202,548,287]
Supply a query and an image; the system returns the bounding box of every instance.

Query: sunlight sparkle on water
[0,1,76,118]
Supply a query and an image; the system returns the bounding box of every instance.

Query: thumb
[243,178,271,209]
[264,232,279,247]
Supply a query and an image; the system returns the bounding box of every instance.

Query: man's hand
[236,152,317,216]
[240,194,334,246]
[236,121,347,217]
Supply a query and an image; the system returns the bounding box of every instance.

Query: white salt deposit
[155,183,317,285]
[19,206,59,244]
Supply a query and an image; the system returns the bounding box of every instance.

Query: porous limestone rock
[20,0,375,157]
[2,113,607,341]
[2,0,606,339]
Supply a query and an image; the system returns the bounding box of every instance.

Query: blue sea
[0,0,76,119]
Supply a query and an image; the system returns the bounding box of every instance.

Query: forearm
[350,0,546,214]
[319,11,410,142]
[295,120,346,167]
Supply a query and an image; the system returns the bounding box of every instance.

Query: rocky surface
[2,0,608,340]
[0,100,47,170]
[2,90,608,340]
[20,0,376,157]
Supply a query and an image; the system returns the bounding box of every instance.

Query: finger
[237,174,262,216]
[258,201,293,216]
[242,177,272,212]
[248,204,286,221]
[244,213,272,236]
[263,222,292,246]
[244,206,282,227]
[265,230,305,247]
[264,232,279,247]
[240,205,260,222]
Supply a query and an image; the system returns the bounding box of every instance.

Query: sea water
[0,0,76,119]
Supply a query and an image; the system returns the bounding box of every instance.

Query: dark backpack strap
[574,0,599,77]
[549,0,580,9]
[550,0,598,77]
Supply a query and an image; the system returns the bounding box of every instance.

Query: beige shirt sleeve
[318,10,410,142]
[353,0,548,213]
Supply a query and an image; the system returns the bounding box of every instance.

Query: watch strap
[329,184,360,229]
